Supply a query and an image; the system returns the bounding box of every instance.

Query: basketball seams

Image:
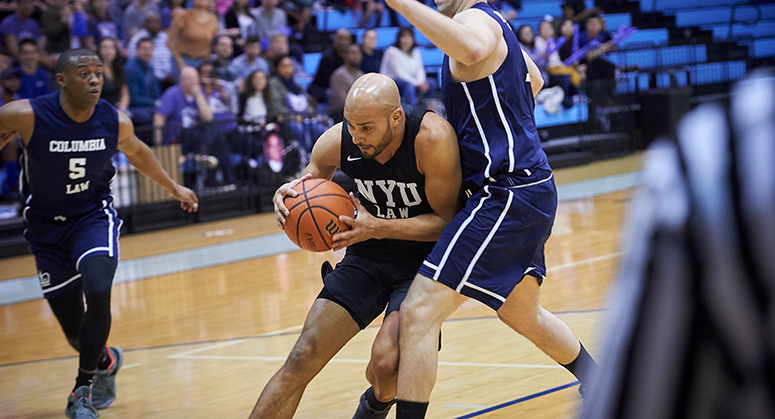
[302,180,333,250]
[283,179,356,252]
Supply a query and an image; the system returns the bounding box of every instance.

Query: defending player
[247,73,463,419]
[379,0,598,417]
[0,48,197,419]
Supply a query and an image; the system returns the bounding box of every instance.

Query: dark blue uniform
[417,3,557,310]
[21,92,122,298]
[319,106,436,329]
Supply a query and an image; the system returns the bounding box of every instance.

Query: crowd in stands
[0,0,624,207]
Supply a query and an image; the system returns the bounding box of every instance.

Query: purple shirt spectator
[156,85,203,144]
[17,66,51,99]
[0,14,39,54]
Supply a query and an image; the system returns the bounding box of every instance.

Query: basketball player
[248,73,463,419]
[0,48,198,419]
[380,0,597,417]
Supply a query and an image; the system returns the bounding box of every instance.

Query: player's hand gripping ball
[283,179,356,252]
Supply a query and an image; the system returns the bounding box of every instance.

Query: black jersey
[340,106,436,261]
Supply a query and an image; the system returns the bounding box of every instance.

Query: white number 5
[69,158,86,180]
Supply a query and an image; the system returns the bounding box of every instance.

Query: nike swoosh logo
[347,156,362,161]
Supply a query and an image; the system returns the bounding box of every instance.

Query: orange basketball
[283,179,356,252]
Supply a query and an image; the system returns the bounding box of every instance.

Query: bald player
[247,73,463,419]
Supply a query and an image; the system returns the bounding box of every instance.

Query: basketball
[283,179,356,252]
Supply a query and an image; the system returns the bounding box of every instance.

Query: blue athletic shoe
[352,387,393,419]
[91,346,123,409]
[65,386,98,418]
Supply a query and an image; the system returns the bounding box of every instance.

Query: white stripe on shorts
[432,188,491,281]
[42,273,82,294]
[76,247,111,271]
[462,281,507,303]
[456,188,514,293]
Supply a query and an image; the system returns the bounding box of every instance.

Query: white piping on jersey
[461,82,495,182]
[456,186,514,293]
[111,195,123,262]
[42,273,82,294]
[507,173,554,189]
[462,281,507,303]
[432,190,490,281]
[422,260,438,271]
[488,75,515,172]
[76,247,111,271]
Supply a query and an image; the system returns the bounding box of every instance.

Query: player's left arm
[331,113,463,249]
[116,111,199,212]
[522,49,544,97]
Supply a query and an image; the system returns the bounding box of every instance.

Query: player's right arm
[522,49,544,97]
[273,122,343,227]
[0,100,34,149]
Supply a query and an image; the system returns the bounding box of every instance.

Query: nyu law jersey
[340,106,436,261]
[441,2,550,190]
[22,92,119,219]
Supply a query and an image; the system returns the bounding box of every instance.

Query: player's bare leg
[249,299,360,419]
[365,311,400,402]
[396,275,466,404]
[497,275,580,364]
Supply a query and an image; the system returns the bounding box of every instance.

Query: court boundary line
[0,311,606,368]
[453,381,580,418]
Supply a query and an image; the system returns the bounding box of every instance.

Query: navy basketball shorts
[24,202,122,299]
[318,252,426,329]
[418,175,558,311]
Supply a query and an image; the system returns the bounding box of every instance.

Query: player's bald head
[344,73,401,118]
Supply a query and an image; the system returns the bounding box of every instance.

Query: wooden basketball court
[0,153,641,419]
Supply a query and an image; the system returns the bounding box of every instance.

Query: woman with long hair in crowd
[380,26,435,106]
[97,37,130,110]
[268,55,314,122]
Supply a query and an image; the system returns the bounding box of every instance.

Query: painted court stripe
[453,382,580,419]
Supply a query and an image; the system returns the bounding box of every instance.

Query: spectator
[359,28,382,74]
[224,0,254,50]
[127,12,173,82]
[0,66,19,106]
[84,0,118,51]
[238,69,269,125]
[0,68,20,202]
[0,0,39,60]
[97,37,129,110]
[256,127,299,212]
[212,34,238,83]
[555,18,583,86]
[228,34,270,91]
[488,0,518,20]
[535,20,575,109]
[0,52,11,74]
[561,0,600,25]
[125,37,162,129]
[380,26,435,107]
[251,0,287,41]
[328,44,362,123]
[356,0,383,28]
[16,39,51,99]
[198,60,236,185]
[122,0,161,44]
[161,0,187,29]
[40,0,89,61]
[153,65,213,145]
[167,0,218,70]
[268,54,313,121]
[308,28,350,103]
[516,24,547,80]
[282,0,311,37]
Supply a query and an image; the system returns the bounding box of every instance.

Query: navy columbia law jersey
[340,105,436,261]
[22,92,119,218]
[441,2,550,190]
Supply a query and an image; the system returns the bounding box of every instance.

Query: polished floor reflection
[0,154,641,419]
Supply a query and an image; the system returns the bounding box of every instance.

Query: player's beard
[367,121,393,159]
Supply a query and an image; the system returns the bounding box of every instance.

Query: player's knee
[284,339,320,374]
[79,256,117,299]
[497,308,538,335]
[370,347,399,378]
[66,336,81,352]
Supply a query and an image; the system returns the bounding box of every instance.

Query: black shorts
[318,252,425,330]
